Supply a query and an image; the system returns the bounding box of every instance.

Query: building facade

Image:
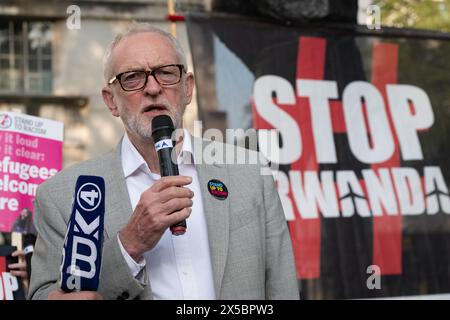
[0,0,206,167]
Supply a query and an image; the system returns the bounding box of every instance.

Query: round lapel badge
[207,179,228,200]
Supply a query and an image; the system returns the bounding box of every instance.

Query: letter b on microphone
[60,176,105,292]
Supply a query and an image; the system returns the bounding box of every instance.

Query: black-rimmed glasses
[108,64,185,91]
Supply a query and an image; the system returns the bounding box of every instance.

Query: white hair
[103,22,187,82]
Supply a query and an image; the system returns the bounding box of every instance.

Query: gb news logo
[60,176,105,292]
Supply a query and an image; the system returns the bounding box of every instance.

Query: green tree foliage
[374,0,450,32]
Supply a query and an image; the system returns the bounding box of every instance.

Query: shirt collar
[121,129,195,178]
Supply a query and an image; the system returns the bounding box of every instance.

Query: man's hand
[48,290,103,300]
[119,175,194,261]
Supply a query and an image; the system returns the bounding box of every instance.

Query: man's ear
[184,72,195,105]
[102,86,120,117]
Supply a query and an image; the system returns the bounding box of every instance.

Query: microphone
[23,233,36,283]
[60,175,105,292]
[151,115,186,236]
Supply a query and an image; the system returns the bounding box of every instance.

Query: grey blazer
[28,138,299,300]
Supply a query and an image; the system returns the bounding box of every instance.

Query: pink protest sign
[0,112,63,233]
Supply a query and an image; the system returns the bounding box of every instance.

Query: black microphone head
[152,115,175,140]
[152,115,174,133]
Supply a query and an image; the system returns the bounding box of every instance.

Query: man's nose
[143,74,162,96]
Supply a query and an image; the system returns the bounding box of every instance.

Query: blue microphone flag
[60,175,105,292]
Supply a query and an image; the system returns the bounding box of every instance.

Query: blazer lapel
[194,137,230,298]
[99,144,134,240]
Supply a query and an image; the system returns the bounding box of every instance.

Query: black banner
[186,13,450,299]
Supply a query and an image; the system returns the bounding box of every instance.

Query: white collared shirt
[118,130,216,300]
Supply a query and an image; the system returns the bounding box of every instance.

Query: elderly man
[28,23,299,300]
